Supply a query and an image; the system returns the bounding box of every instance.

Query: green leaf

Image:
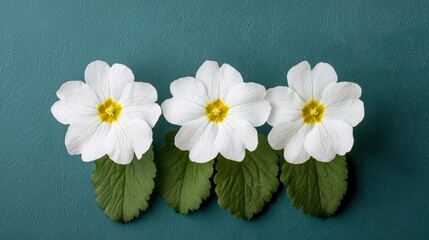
[92,147,156,222]
[280,155,348,217]
[214,134,279,220]
[157,131,214,214]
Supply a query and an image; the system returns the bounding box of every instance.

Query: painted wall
[1,0,428,239]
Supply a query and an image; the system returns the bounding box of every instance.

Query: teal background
[1,0,428,239]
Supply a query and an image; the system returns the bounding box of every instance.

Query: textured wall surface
[1,0,428,239]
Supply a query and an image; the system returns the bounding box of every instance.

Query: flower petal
[283,124,312,164]
[51,100,98,125]
[216,119,258,162]
[216,125,244,161]
[265,86,304,126]
[228,100,271,127]
[163,77,208,125]
[119,82,161,127]
[105,123,135,165]
[119,82,158,106]
[226,82,270,127]
[267,121,301,150]
[202,63,243,101]
[117,118,153,160]
[287,61,312,102]
[65,120,109,162]
[304,119,353,162]
[268,121,311,164]
[188,123,218,163]
[170,77,208,106]
[320,82,362,107]
[325,99,364,127]
[324,119,354,155]
[56,81,96,101]
[56,80,100,103]
[122,103,161,128]
[195,60,219,83]
[81,124,111,162]
[84,61,135,101]
[225,82,265,106]
[161,98,205,126]
[311,62,338,100]
[84,60,111,100]
[108,63,135,100]
[51,82,99,125]
[174,117,218,163]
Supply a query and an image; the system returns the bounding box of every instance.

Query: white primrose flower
[266,61,364,164]
[161,61,271,163]
[51,60,161,165]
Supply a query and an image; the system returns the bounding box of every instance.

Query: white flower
[161,61,271,163]
[51,60,161,165]
[266,61,364,164]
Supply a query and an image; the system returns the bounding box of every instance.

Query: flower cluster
[52,60,363,164]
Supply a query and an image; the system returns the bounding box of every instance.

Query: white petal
[324,119,354,155]
[304,119,353,162]
[265,86,304,126]
[163,77,208,125]
[57,81,81,99]
[51,100,98,125]
[51,82,99,125]
[188,123,219,163]
[105,123,135,165]
[268,121,311,164]
[283,124,312,164]
[320,82,362,107]
[118,118,153,159]
[170,77,208,106]
[55,80,100,103]
[311,62,338,100]
[224,82,266,107]
[65,121,109,162]
[119,82,158,106]
[225,82,270,127]
[231,119,258,151]
[287,61,313,102]
[267,121,301,150]
[195,60,219,82]
[122,103,161,128]
[84,60,111,100]
[56,81,95,101]
[216,119,258,161]
[161,98,205,126]
[119,82,161,127]
[108,64,135,100]
[65,120,98,155]
[228,100,271,127]
[81,124,111,162]
[216,124,244,161]
[202,63,243,101]
[175,117,218,163]
[304,124,335,162]
[325,99,364,127]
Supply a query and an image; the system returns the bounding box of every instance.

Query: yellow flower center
[98,98,122,124]
[205,98,229,123]
[302,99,325,125]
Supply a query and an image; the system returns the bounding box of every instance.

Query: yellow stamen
[205,98,229,123]
[105,105,115,117]
[309,107,319,116]
[302,99,325,125]
[98,98,122,124]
